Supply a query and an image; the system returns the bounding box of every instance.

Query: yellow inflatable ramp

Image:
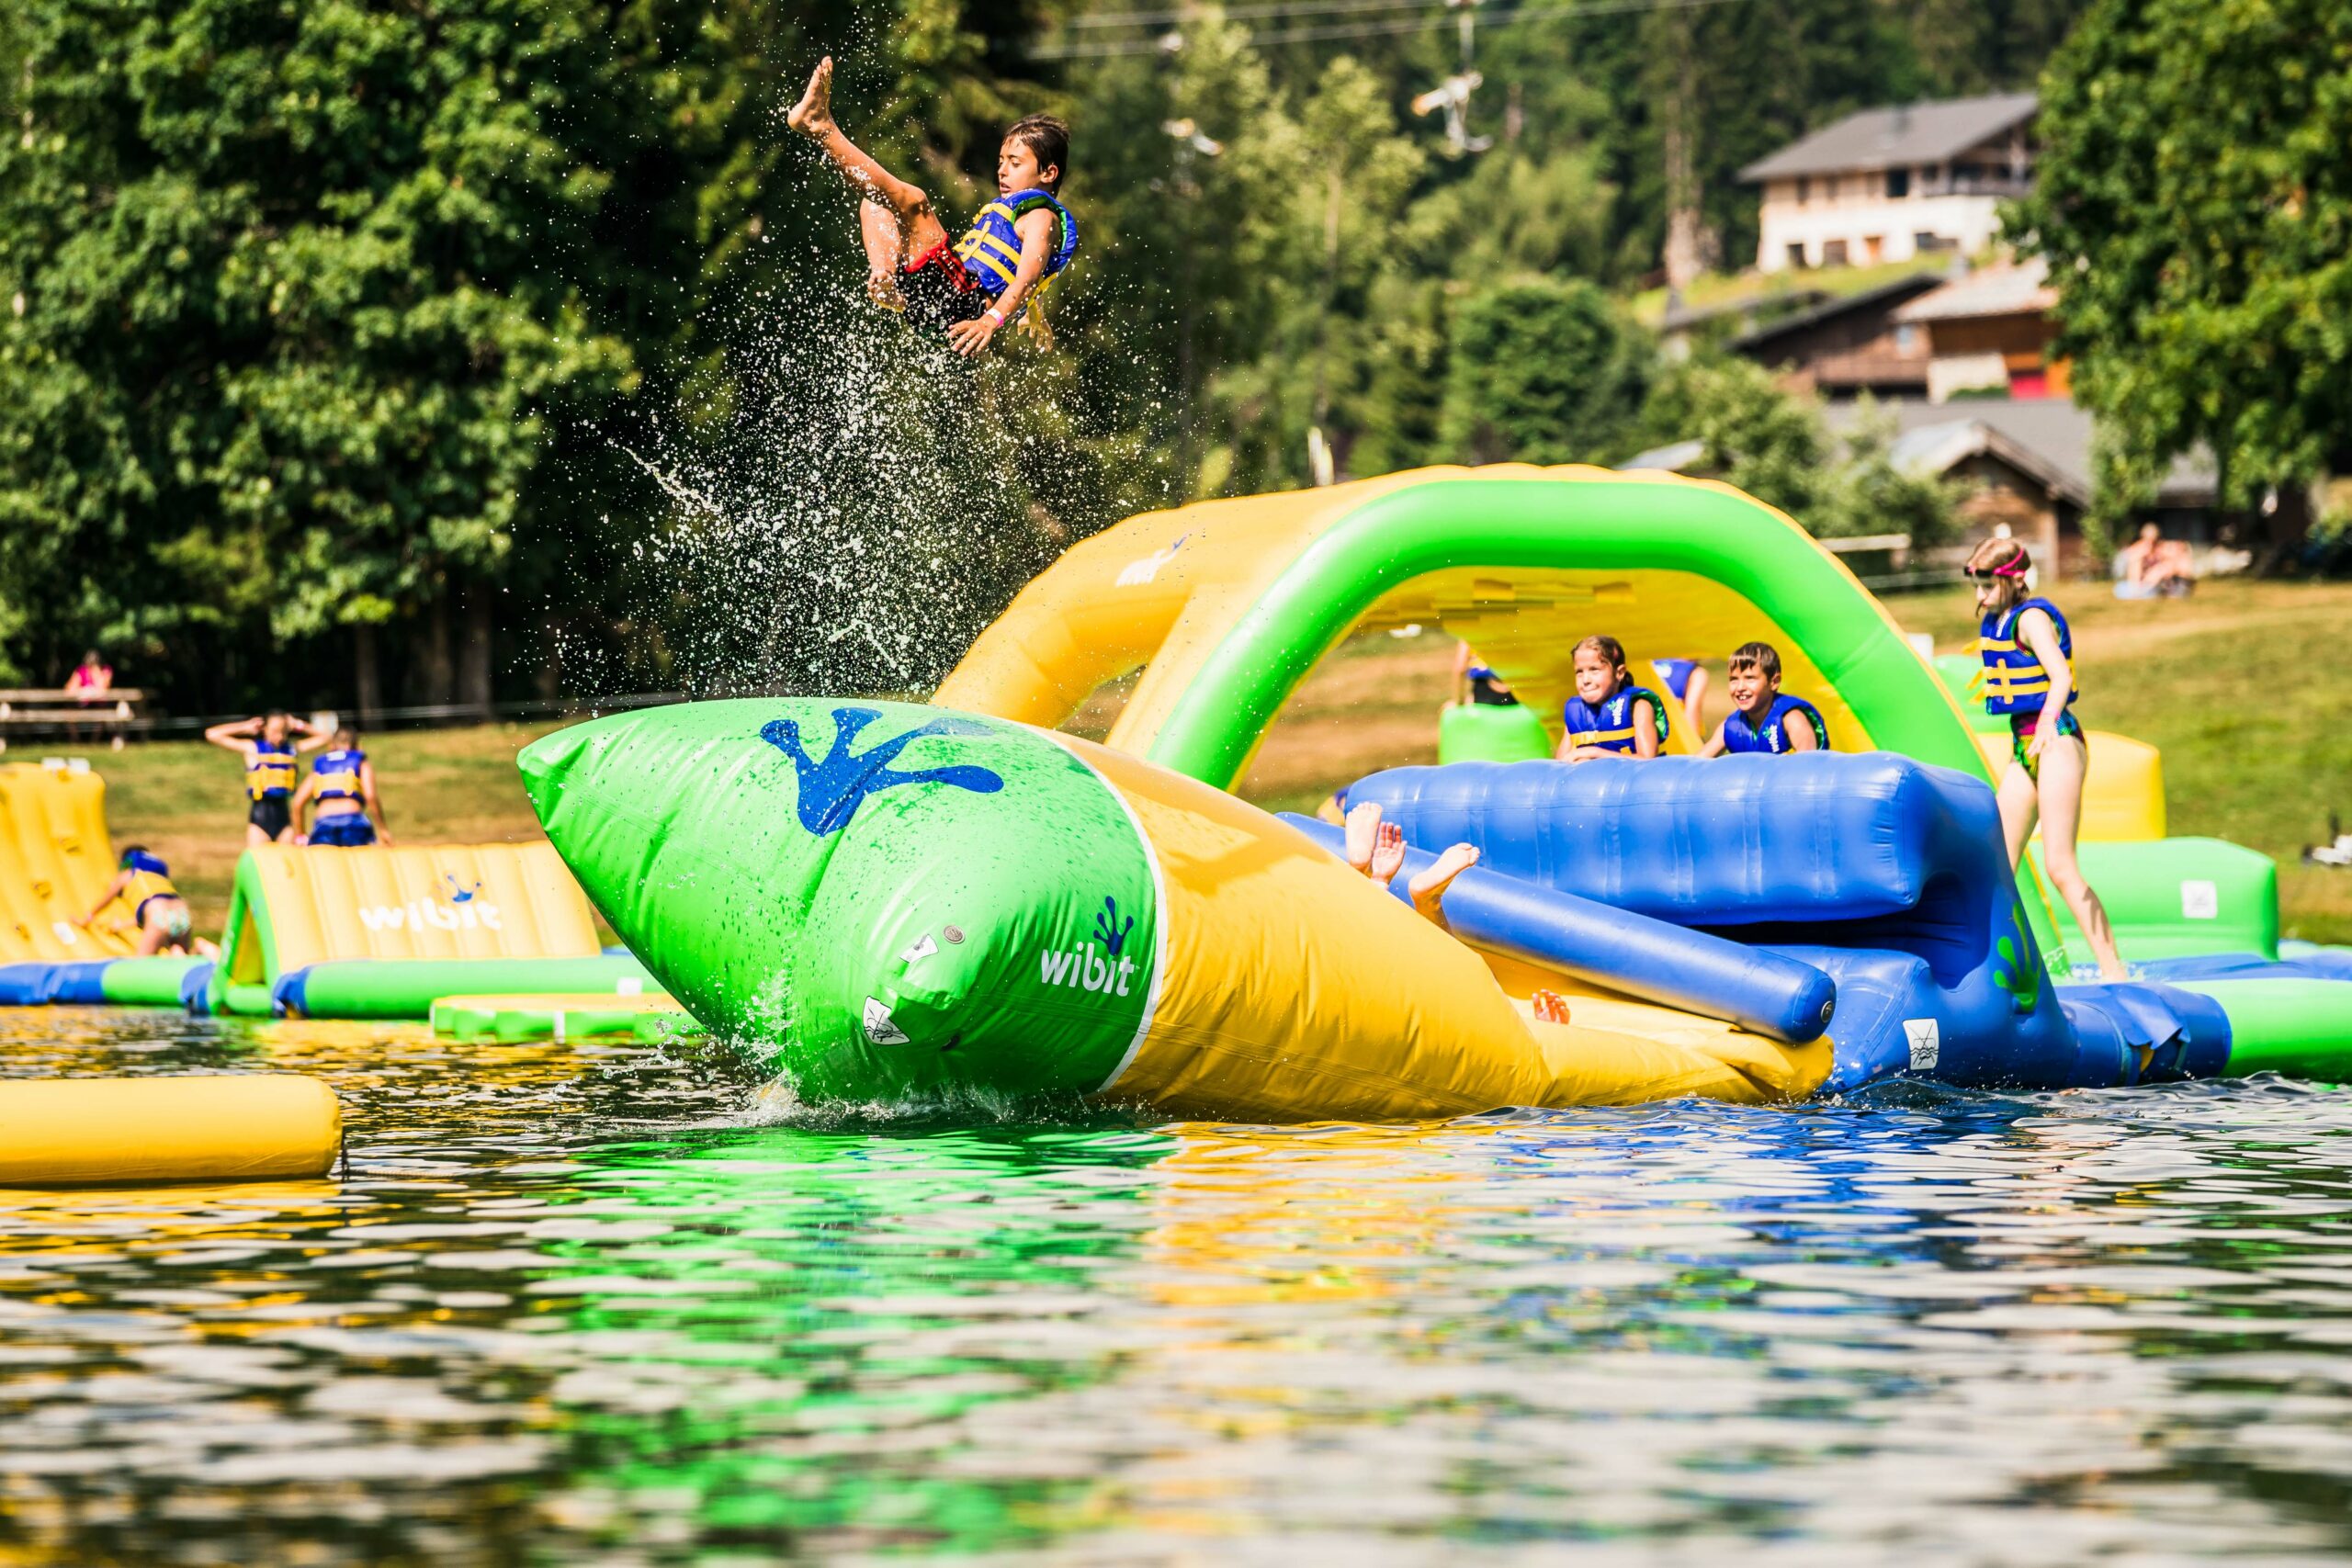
[0,1077,341,1186]
[207,843,653,1018]
[0,761,142,963]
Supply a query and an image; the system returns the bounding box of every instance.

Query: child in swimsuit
[204,711,328,846]
[79,846,211,957]
[1969,537,2127,980]
[786,57,1077,355]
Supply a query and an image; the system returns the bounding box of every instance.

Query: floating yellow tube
[0,1076,342,1186]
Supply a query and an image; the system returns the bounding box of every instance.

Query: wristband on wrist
[983,308,1006,329]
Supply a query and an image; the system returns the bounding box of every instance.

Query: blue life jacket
[1651,658,1699,702]
[1978,596,2077,716]
[1563,685,1668,754]
[246,740,298,800]
[954,189,1079,298]
[312,748,366,802]
[1723,694,1831,755]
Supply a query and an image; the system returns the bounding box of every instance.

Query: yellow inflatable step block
[0,762,141,963]
[0,1076,341,1186]
[430,991,701,1043]
[226,841,603,979]
[1972,728,2165,840]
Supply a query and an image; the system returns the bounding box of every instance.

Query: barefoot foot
[1531,988,1571,1025]
[1369,820,1406,885]
[1343,800,1382,877]
[1408,842,1480,924]
[786,56,836,137]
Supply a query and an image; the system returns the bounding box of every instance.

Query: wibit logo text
[356,897,503,933]
[1037,946,1137,997]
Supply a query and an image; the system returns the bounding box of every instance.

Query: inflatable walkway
[204,842,650,1017]
[0,761,203,1007]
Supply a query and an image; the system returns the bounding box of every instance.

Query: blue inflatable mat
[2133,952,2352,985]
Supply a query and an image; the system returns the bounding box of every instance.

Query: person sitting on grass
[786,56,1077,355]
[1697,641,1829,757]
[204,712,329,847]
[1558,635,1667,761]
[290,728,391,848]
[77,846,214,958]
[1341,800,1573,1025]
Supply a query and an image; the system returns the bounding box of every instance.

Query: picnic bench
[0,689,147,751]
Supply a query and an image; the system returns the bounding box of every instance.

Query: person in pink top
[63,650,112,741]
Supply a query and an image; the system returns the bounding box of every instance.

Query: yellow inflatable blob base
[0,1076,342,1186]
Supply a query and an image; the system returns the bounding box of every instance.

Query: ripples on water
[2,1010,2350,1564]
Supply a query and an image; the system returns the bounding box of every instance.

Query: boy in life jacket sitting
[786,57,1076,355]
[1696,642,1830,757]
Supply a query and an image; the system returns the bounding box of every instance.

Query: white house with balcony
[1739,94,2037,274]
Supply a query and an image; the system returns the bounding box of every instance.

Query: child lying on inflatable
[1340,800,1575,1027]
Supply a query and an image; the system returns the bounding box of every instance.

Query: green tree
[1442,278,1651,466]
[2015,0,2352,567]
[1634,356,1955,545]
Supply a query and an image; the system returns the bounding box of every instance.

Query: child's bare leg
[859,201,908,306]
[1409,843,1480,928]
[787,58,951,276]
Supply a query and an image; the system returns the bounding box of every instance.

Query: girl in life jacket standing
[1557,635,1668,761]
[291,728,392,848]
[786,57,1077,356]
[204,711,329,846]
[1970,537,2128,980]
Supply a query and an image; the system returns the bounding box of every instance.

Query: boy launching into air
[786,57,1078,355]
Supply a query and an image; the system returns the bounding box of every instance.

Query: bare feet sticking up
[1408,842,1480,927]
[1531,988,1571,1026]
[786,56,836,139]
[1343,800,1381,876]
[1369,820,1406,886]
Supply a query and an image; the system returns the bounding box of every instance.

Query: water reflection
[0,1010,2346,1562]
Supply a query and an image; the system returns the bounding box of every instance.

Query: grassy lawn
[69,721,570,933]
[1233,576,2352,945]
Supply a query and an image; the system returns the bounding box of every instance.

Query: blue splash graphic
[443,875,482,904]
[1091,896,1134,957]
[761,707,1004,837]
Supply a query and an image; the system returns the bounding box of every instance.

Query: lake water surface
[4,1008,2351,1564]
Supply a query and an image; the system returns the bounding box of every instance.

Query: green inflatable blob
[1438,703,1553,764]
[520,700,1160,1106]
